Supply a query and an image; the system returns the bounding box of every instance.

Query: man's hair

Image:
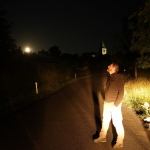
[112,62,119,72]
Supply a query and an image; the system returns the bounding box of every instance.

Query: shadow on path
[92,91,102,139]
[90,74,105,139]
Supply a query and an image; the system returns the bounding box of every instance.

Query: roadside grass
[123,69,150,119]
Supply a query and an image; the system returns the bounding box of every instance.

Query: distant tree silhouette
[129,0,150,70]
[81,52,91,59]
[72,53,79,59]
[114,14,132,53]
[38,49,48,55]
[0,7,16,55]
[48,45,61,56]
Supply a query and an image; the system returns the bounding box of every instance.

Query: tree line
[115,0,150,77]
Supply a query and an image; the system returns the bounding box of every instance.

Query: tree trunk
[134,65,137,78]
[133,61,137,78]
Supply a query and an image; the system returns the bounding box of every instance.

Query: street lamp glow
[25,47,30,53]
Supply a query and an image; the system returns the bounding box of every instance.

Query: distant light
[25,47,30,53]
[102,48,107,55]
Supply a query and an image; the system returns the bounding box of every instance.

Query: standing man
[94,62,125,149]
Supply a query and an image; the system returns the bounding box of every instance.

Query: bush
[123,77,150,118]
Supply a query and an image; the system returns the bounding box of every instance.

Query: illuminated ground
[0,75,150,150]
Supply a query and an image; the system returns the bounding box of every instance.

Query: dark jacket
[105,73,124,107]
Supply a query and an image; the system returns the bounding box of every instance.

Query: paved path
[0,75,150,150]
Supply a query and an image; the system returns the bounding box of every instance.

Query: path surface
[0,75,150,150]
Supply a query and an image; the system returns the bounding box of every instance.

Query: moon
[25,47,30,53]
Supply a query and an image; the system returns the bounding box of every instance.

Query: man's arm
[114,75,124,107]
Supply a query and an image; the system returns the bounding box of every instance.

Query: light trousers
[100,101,125,143]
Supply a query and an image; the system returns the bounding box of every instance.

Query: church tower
[101,41,107,55]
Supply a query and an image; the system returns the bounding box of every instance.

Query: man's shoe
[94,137,106,143]
[113,143,123,149]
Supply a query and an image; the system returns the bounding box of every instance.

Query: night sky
[2,0,144,55]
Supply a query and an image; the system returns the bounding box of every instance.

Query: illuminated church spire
[101,41,107,55]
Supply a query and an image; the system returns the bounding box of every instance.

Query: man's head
[107,62,119,74]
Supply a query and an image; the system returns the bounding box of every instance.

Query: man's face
[107,64,116,74]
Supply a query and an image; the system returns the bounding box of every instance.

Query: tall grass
[123,77,150,119]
